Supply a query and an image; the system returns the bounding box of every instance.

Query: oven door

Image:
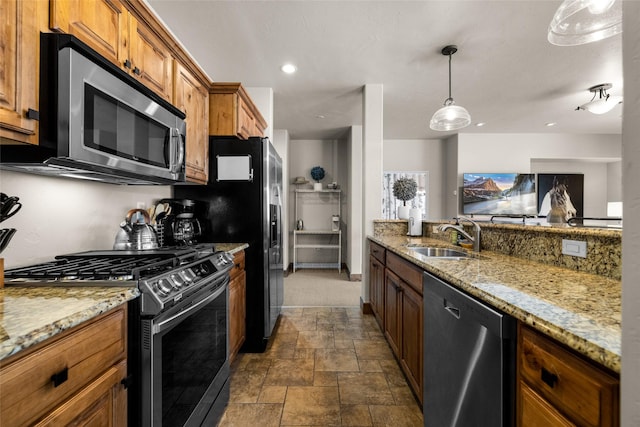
[141,279,229,427]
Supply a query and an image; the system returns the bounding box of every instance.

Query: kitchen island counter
[369,235,621,373]
[0,286,138,361]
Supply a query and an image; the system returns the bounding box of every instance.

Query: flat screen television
[462,173,537,216]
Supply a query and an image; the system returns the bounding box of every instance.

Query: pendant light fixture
[430,45,471,132]
[548,0,622,46]
[576,83,622,114]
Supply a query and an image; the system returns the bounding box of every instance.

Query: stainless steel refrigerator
[174,137,283,352]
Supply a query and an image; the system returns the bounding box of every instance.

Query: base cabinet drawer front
[519,382,576,427]
[0,306,127,427]
[34,359,128,427]
[386,252,422,295]
[519,326,619,427]
[230,250,246,281]
[370,241,386,264]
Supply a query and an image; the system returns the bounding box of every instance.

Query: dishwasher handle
[444,299,461,319]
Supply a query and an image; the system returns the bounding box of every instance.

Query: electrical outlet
[431,226,439,234]
[562,239,587,258]
[137,201,146,210]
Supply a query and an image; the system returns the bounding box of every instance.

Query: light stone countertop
[0,243,248,361]
[369,235,621,374]
[0,287,139,361]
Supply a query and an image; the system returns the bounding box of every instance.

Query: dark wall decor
[537,173,584,222]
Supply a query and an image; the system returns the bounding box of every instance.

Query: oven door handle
[153,277,228,335]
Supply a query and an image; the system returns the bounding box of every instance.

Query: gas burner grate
[5,256,180,281]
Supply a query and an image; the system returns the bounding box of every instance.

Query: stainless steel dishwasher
[423,271,516,427]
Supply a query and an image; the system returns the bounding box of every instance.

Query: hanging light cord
[447,52,453,102]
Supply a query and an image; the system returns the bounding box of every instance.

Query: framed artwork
[537,173,584,221]
[382,171,429,219]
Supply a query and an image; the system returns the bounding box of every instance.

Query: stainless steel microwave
[0,33,186,185]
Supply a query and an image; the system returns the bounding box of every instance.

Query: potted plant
[310,166,325,191]
[393,177,417,219]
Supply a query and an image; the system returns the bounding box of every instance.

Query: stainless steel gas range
[4,244,234,427]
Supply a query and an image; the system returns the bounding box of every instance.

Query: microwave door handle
[169,128,185,173]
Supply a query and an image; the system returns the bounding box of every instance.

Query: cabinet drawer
[519,381,575,427]
[519,326,619,427]
[386,252,422,295]
[0,306,127,426]
[370,241,386,264]
[230,250,245,280]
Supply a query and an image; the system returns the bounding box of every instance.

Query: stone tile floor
[217,307,423,426]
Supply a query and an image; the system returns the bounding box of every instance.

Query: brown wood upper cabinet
[50,0,174,102]
[209,83,267,139]
[0,0,45,145]
[174,61,209,183]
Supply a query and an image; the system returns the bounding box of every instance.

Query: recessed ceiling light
[475,122,486,127]
[545,122,557,127]
[281,63,297,74]
[315,115,326,119]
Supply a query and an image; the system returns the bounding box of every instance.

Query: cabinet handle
[121,375,133,389]
[51,367,68,388]
[541,367,558,388]
[123,59,132,69]
[133,67,141,76]
[235,263,241,269]
[26,108,39,121]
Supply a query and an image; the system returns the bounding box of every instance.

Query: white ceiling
[146,0,623,140]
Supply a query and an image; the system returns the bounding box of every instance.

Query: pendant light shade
[548,0,622,46]
[430,45,471,132]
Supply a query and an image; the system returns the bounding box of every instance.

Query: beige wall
[0,170,171,268]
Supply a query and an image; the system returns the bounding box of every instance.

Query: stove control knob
[180,268,196,284]
[155,278,173,296]
[170,274,185,289]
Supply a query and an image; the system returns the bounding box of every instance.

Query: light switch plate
[562,239,587,258]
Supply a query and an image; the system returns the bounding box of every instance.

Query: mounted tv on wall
[462,173,537,216]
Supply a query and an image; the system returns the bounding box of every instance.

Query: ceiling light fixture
[576,83,623,114]
[548,0,622,46]
[281,63,297,74]
[430,45,471,132]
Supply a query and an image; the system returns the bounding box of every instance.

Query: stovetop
[3,243,232,315]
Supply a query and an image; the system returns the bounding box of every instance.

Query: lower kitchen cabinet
[0,305,128,426]
[229,250,246,363]
[383,251,424,404]
[369,248,385,328]
[517,324,619,427]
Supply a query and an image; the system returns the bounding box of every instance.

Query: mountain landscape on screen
[463,173,537,216]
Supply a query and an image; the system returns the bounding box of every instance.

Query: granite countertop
[0,287,139,361]
[369,235,621,374]
[0,243,249,362]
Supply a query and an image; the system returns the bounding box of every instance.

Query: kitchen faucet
[438,216,482,252]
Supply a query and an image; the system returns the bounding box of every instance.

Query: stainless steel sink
[408,247,468,259]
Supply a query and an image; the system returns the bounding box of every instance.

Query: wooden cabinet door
[369,255,384,328]
[0,0,40,144]
[34,360,128,427]
[229,270,246,363]
[384,269,402,357]
[174,61,209,184]
[400,282,423,402]
[519,381,576,427]
[237,97,254,139]
[127,14,173,102]
[50,0,127,67]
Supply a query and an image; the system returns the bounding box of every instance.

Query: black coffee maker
[157,199,202,246]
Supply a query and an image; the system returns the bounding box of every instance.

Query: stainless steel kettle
[113,209,159,250]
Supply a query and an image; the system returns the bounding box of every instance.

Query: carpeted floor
[283,269,362,307]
